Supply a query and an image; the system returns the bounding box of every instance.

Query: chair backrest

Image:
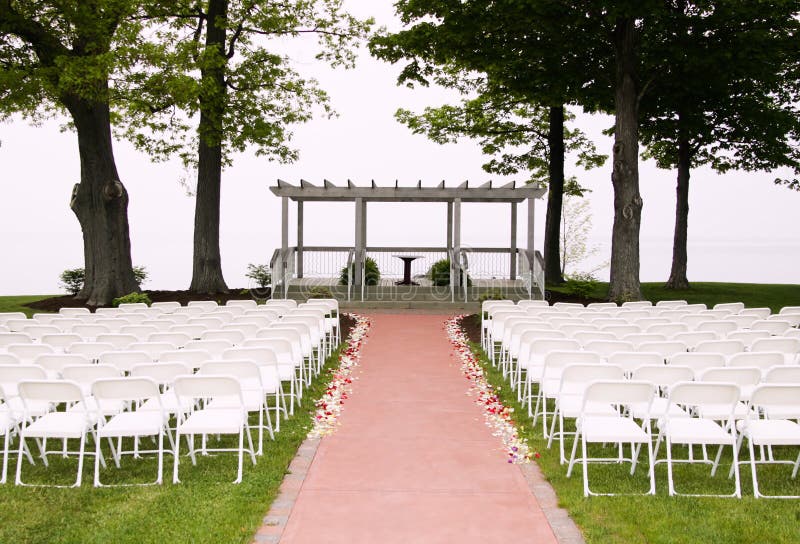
[542,350,602,375]
[622,301,653,309]
[92,376,161,402]
[168,324,208,339]
[255,329,303,360]
[18,379,85,404]
[128,342,175,361]
[0,364,47,396]
[622,333,668,348]
[224,299,257,310]
[725,329,770,348]
[118,302,149,312]
[61,364,121,388]
[656,300,688,308]
[637,341,688,361]
[222,347,278,365]
[161,314,190,325]
[130,362,192,385]
[187,317,226,330]
[619,310,651,323]
[572,331,617,347]
[632,364,694,387]
[265,299,297,309]
[764,366,800,384]
[727,351,784,374]
[58,307,91,317]
[671,331,716,349]
[552,302,585,311]
[695,320,738,338]
[6,343,55,363]
[0,353,20,365]
[66,342,115,360]
[529,338,581,359]
[587,302,618,310]
[670,352,726,377]
[184,339,234,358]
[771,313,800,327]
[607,351,664,374]
[222,323,260,338]
[725,315,759,330]
[158,349,214,369]
[668,382,740,413]
[694,339,745,356]
[173,374,242,403]
[34,353,90,374]
[516,300,549,310]
[187,300,219,311]
[151,301,181,313]
[95,333,138,349]
[241,338,296,364]
[201,329,246,345]
[0,332,33,348]
[71,324,113,340]
[738,307,771,319]
[583,340,635,358]
[779,305,800,315]
[713,302,745,313]
[147,332,192,348]
[599,324,641,339]
[559,364,625,394]
[119,325,160,341]
[98,350,152,372]
[751,319,792,336]
[19,324,62,340]
[749,384,800,419]
[699,366,761,388]
[583,380,655,411]
[199,360,262,384]
[699,309,734,320]
[750,337,800,358]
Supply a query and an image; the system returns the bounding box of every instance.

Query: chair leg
[172,431,181,484]
[234,429,244,484]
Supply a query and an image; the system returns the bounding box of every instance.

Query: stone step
[340,301,481,312]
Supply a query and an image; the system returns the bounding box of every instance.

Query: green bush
[59,268,85,295]
[307,286,334,299]
[564,272,599,300]
[112,292,152,307]
[339,257,380,286]
[478,289,507,303]
[59,266,148,295]
[428,259,471,287]
[245,263,271,288]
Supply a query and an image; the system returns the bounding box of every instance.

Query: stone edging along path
[253,313,584,544]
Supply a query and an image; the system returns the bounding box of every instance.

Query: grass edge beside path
[458,316,800,544]
[0,295,57,317]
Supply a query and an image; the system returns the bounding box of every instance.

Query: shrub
[59,266,148,295]
[307,286,334,299]
[112,292,152,307]
[428,259,471,287]
[478,289,506,303]
[245,263,271,288]
[564,272,599,300]
[339,257,380,286]
[59,268,85,295]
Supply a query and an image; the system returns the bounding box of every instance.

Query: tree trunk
[607,17,643,302]
[665,126,691,289]
[189,0,230,294]
[66,96,138,307]
[544,104,566,285]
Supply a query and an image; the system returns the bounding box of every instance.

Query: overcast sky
[1,1,798,295]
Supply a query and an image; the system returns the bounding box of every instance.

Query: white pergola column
[297,200,304,279]
[446,201,453,252]
[527,196,536,256]
[354,197,365,285]
[510,202,517,280]
[280,196,289,294]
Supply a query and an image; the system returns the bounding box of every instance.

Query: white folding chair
[770,313,800,328]
[15,380,102,487]
[172,375,257,484]
[695,339,745,360]
[92,377,172,487]
[573,331,616,347]
[150,301,181,314]
[637,341,688,363]
[699,367,761,403]
[222,347,291,424]
[0,333,34,349]
[199,360,275,454]
[146,332,192,348]
[202,329,246,346]
[764,366,800,384]
[184,340,233,359]
[71,324,111,341]
[19,324,61,342]
[736,384,800,498]
[670,352,727,378]
[622,333,668,349]
[187,301,219,311]
[739,308,771,319]
[727,352,785,378]
[226,300,258,310]
[751,319,793,337]
[518,338,581,401]
[655,382,742,498]
[727,315,760,330]
[726,329,770,349]
[630,365,694,422]
[587,302,618,310]
[656,300,688,308]
[117,302,149,313]
[751,337,800,365]
[58,308,91,317]
[119,325,160,342]
[622,301,653,309]
[599,324,641,339]
[608,352,665,376]
[566,380,657,497]
[6,344,55,364]
[673,331,717,350]
[696,320,739,338]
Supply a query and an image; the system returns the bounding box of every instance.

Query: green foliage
[245,264,271,289]
[339,257,380,286]
[59,266,147,295]
[111,292,152,307]
[428,259,471,287]
[307,286,334,299]
[563,273,600,300]
[478,289,506,303]
[59,268,85,295]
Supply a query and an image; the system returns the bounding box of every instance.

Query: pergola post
[297,200,304,279]
[510,202,517,280]
[452,198,462,301]
[281,196,289,296]
[527,197,535,254]
[446,201,453,252]
[354,197,365,286]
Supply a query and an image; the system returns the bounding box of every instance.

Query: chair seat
[98,411,166,438]
[695,401,752,420]
[178,408,245,435]
[22,412,94,439]
[578,416,650,443]
[6,396,51,418]
[209,390,265,412]
[661,418,733,445]
[69,396,126,418]
[739,419,800,446]
[557,397,616,418]
[630,397,689,420]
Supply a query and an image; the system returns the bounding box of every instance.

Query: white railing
[518,249,545,300]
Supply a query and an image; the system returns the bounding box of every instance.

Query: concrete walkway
[277,313,560,543]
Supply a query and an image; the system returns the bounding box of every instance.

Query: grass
[0,295,57,317]
[462,322,800,544]
[0,346,346,544]
[549,282,800,314]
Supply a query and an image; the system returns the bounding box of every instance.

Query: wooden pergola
[269,179,546,289]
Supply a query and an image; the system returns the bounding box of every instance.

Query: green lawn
[463,319,800,544]
[549,282,800,314]
[0,346,344,544]
[0,295,57,317]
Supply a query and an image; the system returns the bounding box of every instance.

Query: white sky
[0,1,798,295]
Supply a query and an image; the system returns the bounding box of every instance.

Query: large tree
[370,1,611,286]
[116,0,371,294]
[639,0,800,289]
[0,0,142,306]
